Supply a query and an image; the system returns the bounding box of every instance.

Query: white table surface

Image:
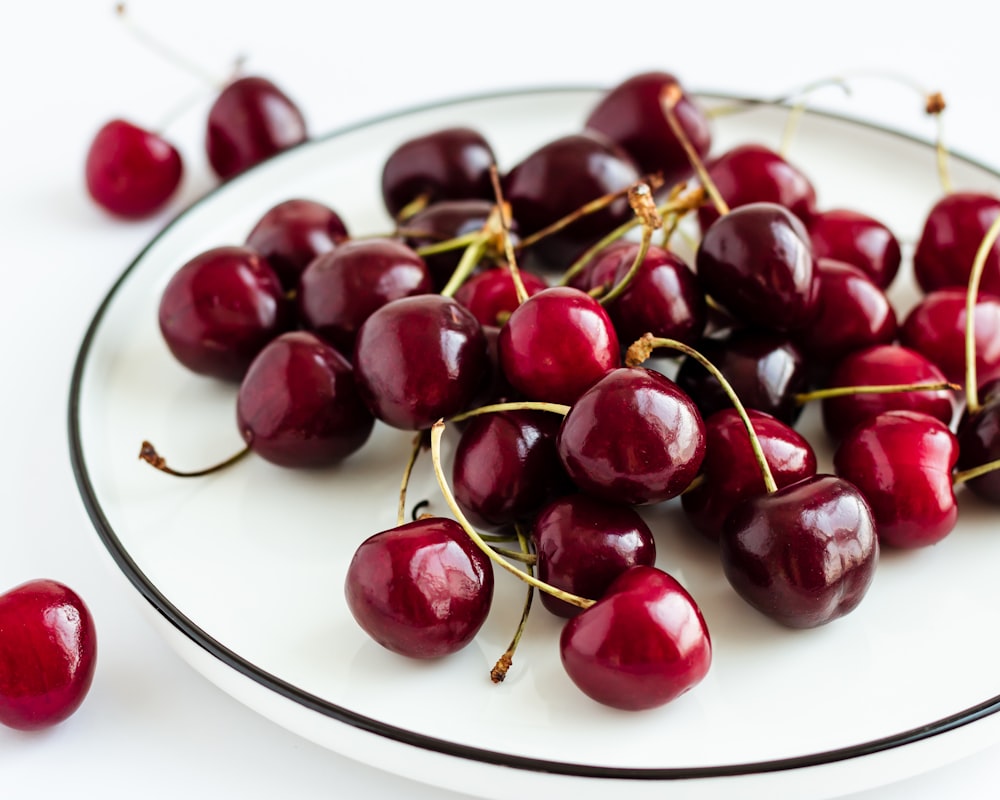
[4,0,1000,797]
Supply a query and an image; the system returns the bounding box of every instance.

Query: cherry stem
[397,433,424,527]
[661,84,730,216]
[795,380,961,405]
[491,526,535,684]
[429,421,594,609]
[439,235,488,298]
[138,440,250,477]
[396,192,430,223]
[964,213,1000,413]
[488,165,529,305]
[449,401,571,425]
[489,545,537,565]
[409,230,481,257]
[626,333,778,494]
[598,184,661,306]
[953,456,1000,486]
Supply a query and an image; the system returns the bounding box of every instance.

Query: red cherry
[913,191,1000,294]
[344,518,494,659]
[559,565,711,711]
[808,208,901,289]
[84,119,182,218]
[453,266,548,328]
[834,410,959,548]
[206,76,307,180]
[0,580,97,730]
[956,379,1000,503]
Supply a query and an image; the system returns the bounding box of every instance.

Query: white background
[3,0,1000,797]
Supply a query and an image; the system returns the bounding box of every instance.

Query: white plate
[69,88,1000,799]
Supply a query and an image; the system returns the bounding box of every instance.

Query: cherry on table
[808,207,901,289]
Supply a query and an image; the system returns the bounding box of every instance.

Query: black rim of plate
[67,85,1000,781]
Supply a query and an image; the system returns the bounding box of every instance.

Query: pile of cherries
[139,69,1000,714]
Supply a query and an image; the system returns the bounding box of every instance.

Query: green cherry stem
[795,380,961,405]
[397,433,425,526]
[661,84,730,217]
[439,235,489,298]
[488,165,529,305]
[429,421,594,609]
[953,457,1000,486]
[964,213,1000,414]
[138,440,251,477]
[491,525,535,684]
[598,184,661,307]
[409,230,482,258]
[449,400,571,424]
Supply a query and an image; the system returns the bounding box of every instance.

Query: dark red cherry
[0,580,97,731]
[794,258,897,368]
[502,132,640,269]
[808,208,901,289]
[956,379,1000,502]
[557,366,705,505]
[584,71,711,189]
[914,191,1000,295]
[697,144,818,231]
[452,409,569,531]
[532,494,656,618]
[344,517,494,659]
[158,245,291,382]
[352,294,488,430]
[381,127,496,219]
[900,288,1000,385]
[85,119,183,219]
[834,410,959,548]
[245,198,349,290]
[675,328,809,425]
[696,202,817,334]
[720,475,878,628]
[206,76,307,180]
[297,238,432,356]
[682,409,817,542]
[498,286,620,405]
[820,344,956,441]
[236,331,374,468]
[559,565,711,711]
[453,265,548,327]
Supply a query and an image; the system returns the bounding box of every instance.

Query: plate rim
[66,83,1000,782]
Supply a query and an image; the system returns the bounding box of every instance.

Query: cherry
[158,245,291,382]
[820,344,956,441]
[236,331,374,468]
[559,565,711,711]
[532,494,656,618]
[956,378,1000,502]
[696,202,818,334]
[502,132,640,269]
[352,294,488,430]
[344,517,494,659]
[556,366,705,506]
[681,409,817,542]
[697,144,818,231]
[451,409,569,531]
[913,191,1000,295]
[0,580,97,730]
[453,265,548,328]
[381,128,496,219]
[297,238,432,356]
[900,288,1000,386]
[584,71,711,189]
[244,198,349,290]
[720,475,878,628]
[793,258,898,368]
[834,410,959,548]
[206,75,308,180]
[84,119,183,218]
[497,286,620,405]
[808,208,901,289]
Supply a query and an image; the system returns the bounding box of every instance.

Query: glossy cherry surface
[820,344,956,441]
[297,238,432,356]
[532,494,656,618]
[502,132,640,269]
[497,286,620,405]
[913,191,1000,294]
[245,198,349,290]
[900,288,1000,385]
[557,366,705,505]
[696,202,817,333]
[584,71,711,189]
[956,378,1000,503]
[353,294,488,430]
[834,410,959,548]
[559,565,711,711]
[206,76,307,180]
[720,475,878,628]
[453,265,548,328]
[0,580,97,730]
[381,127,495,219]
[682,409,817,541]
[345,518,493,659]
[158,245,291,382]
[808,208,901,289]
[85,119,182,218]
[236,331,374,468]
